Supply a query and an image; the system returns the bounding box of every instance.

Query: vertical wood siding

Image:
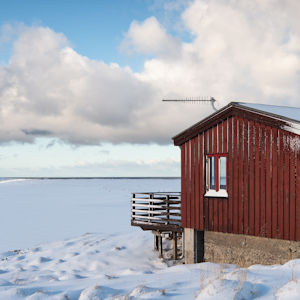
[180,116,300,241]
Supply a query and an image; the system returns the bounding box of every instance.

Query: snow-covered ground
[0,178,300,299]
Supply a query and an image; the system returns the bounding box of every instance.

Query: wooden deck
[131,192,182,232]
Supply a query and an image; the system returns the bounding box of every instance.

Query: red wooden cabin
[173,102,300,263]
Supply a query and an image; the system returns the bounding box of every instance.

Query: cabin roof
[173,102,300,146]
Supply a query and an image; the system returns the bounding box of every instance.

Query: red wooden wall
[181,116,300,241]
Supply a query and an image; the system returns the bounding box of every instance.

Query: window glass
[219,156,227,190]
[209,157,216,190]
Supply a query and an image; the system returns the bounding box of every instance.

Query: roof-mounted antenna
[162,97,217,111]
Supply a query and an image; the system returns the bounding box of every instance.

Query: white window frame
[205,154,228,198]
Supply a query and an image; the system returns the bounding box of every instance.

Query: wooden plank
[132,209,181,216]
[195,135,200,229]
[181,144,186,228]
[204,130,209,230]
[254,122,261,236]
[209,127,214,230]
[228,117,233,233]
[265,126,272,238]
[243,120,249,235]
[238,118,244,234]
[132,198,180,204]
[131,221,182,232]
[289,133,296,241]
[283,133,290,240]
[271,128,278,238]
[214,124,219,231]
[233,117,239,233]
[199,133,204,230]
[260,125,266,237]
[222,119,228,233]
[133,214,174,221]
[191,138,195,228]
[277,130,284,239]
[218,122,223,232]
[248,120,255,236]
[186,141,191,228]
[296,135,300,241]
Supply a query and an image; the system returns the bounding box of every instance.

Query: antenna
[162,97,217,111]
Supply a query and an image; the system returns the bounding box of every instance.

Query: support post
[173,232,178,260]
[158,235,163,258]
[154,234,159,251]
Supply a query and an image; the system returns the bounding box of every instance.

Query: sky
[1,0,300,177]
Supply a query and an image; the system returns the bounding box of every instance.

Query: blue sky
[0,0,189,177]
[0,0,300,177]
[0,0,189,69]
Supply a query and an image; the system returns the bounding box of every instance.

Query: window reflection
[220,156,226,190]
[209,157,216,190]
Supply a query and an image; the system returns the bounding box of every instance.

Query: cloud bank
[1,0,300,145]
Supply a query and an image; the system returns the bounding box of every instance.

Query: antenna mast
[162,97,217,111]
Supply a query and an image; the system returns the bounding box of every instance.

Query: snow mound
[78,285,119,300]
[128,285,166,299]
[276,280,300,300]
[196,278,262,300]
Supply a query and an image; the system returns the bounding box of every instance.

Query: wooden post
[173,232,178,260]
[158,235,163,258]
[154,234,159,251]
[149,193,153,223]
[132,193,135,222]
[166,195,170,225]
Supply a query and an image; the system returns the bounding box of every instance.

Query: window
[205,154,228,197]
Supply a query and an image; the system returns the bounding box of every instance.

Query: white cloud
[120,16,180,57]
[1,0,300,146]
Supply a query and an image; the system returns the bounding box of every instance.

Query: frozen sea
[0,178,180,253]
[0,178,299,299]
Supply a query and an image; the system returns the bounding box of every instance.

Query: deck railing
[131,192,181,231]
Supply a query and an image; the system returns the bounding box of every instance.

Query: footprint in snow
[64,241,75,247]
[39,257,52,263]
[33,247,42,252]
[74,274,87,279]
[105,274,118,280]
[112,246,126,251]
[0,278,12,286]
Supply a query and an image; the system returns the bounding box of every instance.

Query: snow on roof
[237,102,300,122]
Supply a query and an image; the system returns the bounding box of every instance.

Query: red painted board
[233,117,239,233]
[271,128,278,238]
[244,120,249,235]
[199,133,204,230]
[283,133,290,240]
[254,123,261,236]
[238,118,244,234]
[260,125,266,237]
[265,126,272,238]
[248,121,255,236]
[289,133,296,241]
[277,131,284,239]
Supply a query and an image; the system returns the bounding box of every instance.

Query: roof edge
[172,102,299,146]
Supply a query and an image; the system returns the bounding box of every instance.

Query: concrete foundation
[184,228,204,264]
[204,231,300,267]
